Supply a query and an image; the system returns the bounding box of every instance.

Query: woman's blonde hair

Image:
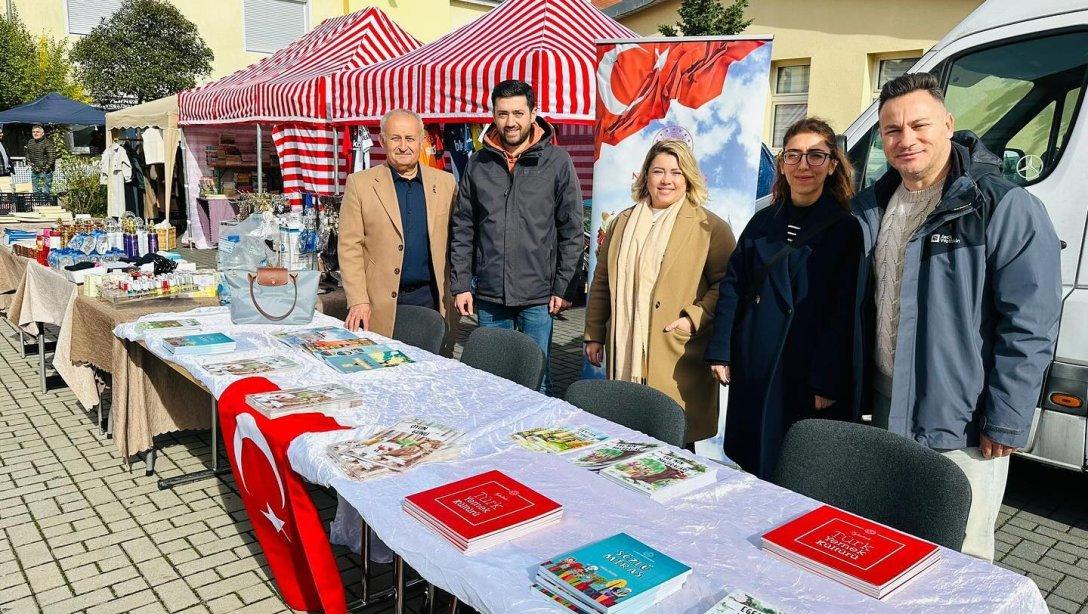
[630,139,708,207]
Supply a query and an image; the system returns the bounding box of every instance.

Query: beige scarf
[610,198,685,383]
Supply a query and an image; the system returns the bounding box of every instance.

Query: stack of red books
[762,505,941,600]
[403,470,563,555]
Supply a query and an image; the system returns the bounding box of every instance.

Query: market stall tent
[105,95,180,220]
[0,93,106,126]
[330,0,635,124]
[179,7,421,124]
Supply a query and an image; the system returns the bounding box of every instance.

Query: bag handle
[248,271,299,321]
[748,212,841,304]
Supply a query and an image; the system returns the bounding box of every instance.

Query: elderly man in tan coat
[338,109,458,347]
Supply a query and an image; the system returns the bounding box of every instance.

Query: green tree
[70,0,213,108]
[0,11,37,109]
[658,0,752,37]
[31,37,90,103]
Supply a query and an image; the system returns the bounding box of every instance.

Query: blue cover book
[163,332,236,355]
[537,533,691,613]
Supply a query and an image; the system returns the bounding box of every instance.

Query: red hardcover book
[404,470,562,544]
[761,505,940,599]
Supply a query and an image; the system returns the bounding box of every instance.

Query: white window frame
[241,0,311,55]
[65,0,125,36]
[871,52,923,100]
[770,62,810,150]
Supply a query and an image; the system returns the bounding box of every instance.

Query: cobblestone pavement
[0,295,1085,613]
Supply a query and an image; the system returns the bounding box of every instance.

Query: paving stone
[1048,593,1083,614]
[1055,576,1088,604]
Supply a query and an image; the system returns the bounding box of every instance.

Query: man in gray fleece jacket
[851,73,1061,562]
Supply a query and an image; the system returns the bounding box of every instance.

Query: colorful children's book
[245,383,364,419]
[162,332,236,356]
[322,353,380,374]
[307,338,376,355]
[358,345,415,369]
[343,419,462,472]
[703,589,783,614]
[403,469,563,554]
[534,533,692,613]
[201,355,301,377]
[571,440,661,472]
[272,326,358,350]
[761,505,941,600]
[327,440,390,482]
[511,426,611,454]
[135,318,203,333]
[600,449,716,502]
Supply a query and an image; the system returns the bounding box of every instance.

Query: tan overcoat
[584,200,736,442]
[337,164,457,342]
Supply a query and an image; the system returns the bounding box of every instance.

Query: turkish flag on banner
[594,40,766,157]
[218,377,349,613]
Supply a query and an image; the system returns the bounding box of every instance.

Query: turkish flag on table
[218,377,349,613]
[594,40,766,157]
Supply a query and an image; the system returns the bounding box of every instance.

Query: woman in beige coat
[584,140,736,445]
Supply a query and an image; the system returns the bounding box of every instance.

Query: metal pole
[394,555,405,614]
[333,126,340,195]
[210,395,219,470]
[38,325,46,394]
[360,519,371,603]
[256,125,264,193]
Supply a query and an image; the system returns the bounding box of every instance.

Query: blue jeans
[476,300,553,394]
[31,172,53,194]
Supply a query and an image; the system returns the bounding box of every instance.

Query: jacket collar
[869,130,996,213]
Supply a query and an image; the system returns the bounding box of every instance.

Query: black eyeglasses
[782,149,832,167]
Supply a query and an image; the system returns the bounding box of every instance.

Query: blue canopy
[0,93,105,126]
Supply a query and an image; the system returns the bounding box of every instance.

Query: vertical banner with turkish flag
[589,37,773,276]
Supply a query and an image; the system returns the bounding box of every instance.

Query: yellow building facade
[600,0,983,145]
[12,0,496,83]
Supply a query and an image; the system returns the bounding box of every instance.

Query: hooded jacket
[851,131,1061,450]
[449,117,584,306]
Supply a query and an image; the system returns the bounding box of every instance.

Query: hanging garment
[123,141,145,217]
[142,127,165,165]
[419,125,446,170]
[444,124,474,181]
[353,127,373,172]
[103,143,132,217]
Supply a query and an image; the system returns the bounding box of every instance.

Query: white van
[841,0,1088,471]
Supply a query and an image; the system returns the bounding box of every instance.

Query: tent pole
[256,124,264,193]
[333,126,340,195]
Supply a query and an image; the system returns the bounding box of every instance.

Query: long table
[116,307,1047,614]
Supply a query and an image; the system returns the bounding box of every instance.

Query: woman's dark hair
[772,117,855,210]
[490,79,536,110]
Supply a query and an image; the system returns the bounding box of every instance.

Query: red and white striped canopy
[180,8,420,124]
[331,0,634,124]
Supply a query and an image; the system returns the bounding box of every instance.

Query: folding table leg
[38,325,46,394]
[18,328,26,358]
[157,395,228,489]
[394,555,405,614]
[145,446,156,477]
[360,519,372,603]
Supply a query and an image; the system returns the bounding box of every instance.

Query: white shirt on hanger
[142,127,165,165]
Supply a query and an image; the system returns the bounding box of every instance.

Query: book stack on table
[761,504,941,600]
[533,532,692,613]
[403,470,563,555]
[599,449,717,503]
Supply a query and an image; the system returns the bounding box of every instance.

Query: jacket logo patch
[930,233,961,245]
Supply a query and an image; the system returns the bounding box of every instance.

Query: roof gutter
[602,0,665,20]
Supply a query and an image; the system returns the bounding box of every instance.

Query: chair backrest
[460,327,545,390]
[773,419,972,550]
[564,379,686,447]
[391,305,447,355]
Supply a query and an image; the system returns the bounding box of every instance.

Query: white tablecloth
[115,307,1048,614]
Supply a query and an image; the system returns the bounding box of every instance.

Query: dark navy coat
[705,192,861,479]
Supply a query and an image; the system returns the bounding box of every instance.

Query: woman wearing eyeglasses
[704,118,862,479]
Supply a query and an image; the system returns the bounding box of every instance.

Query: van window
[851,31,1088,188]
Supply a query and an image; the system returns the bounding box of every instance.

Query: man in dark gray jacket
[852,73,1061,562]
[450,80,584,393]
